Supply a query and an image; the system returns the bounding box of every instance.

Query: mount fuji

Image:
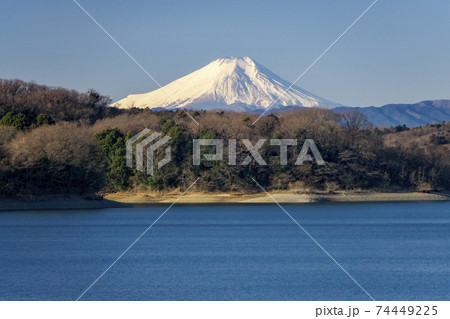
[112,57,342,111]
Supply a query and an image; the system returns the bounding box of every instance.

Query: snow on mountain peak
[112,57,341,111]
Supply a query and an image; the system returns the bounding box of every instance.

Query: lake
[0,201,449,300]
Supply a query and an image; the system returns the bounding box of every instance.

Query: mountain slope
[112,57,341,110]
[335,100,450,127]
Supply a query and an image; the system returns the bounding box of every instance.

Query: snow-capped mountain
[112,57,342,111]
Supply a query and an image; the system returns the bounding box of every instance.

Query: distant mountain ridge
[111,57,449,127]
[335,100,450,127]
[112,57,342,110]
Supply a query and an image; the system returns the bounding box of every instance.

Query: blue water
[0,201,449,300]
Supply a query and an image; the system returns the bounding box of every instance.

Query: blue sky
[1,0,449,106]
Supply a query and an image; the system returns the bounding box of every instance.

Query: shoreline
[1,191,448,211]
[106,191,450,205]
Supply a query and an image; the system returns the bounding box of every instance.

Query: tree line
[0,79,449,197]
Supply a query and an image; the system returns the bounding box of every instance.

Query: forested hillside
[0,79,449,197]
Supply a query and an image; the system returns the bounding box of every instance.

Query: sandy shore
[105,191,450,205]
[1,191,448,211]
